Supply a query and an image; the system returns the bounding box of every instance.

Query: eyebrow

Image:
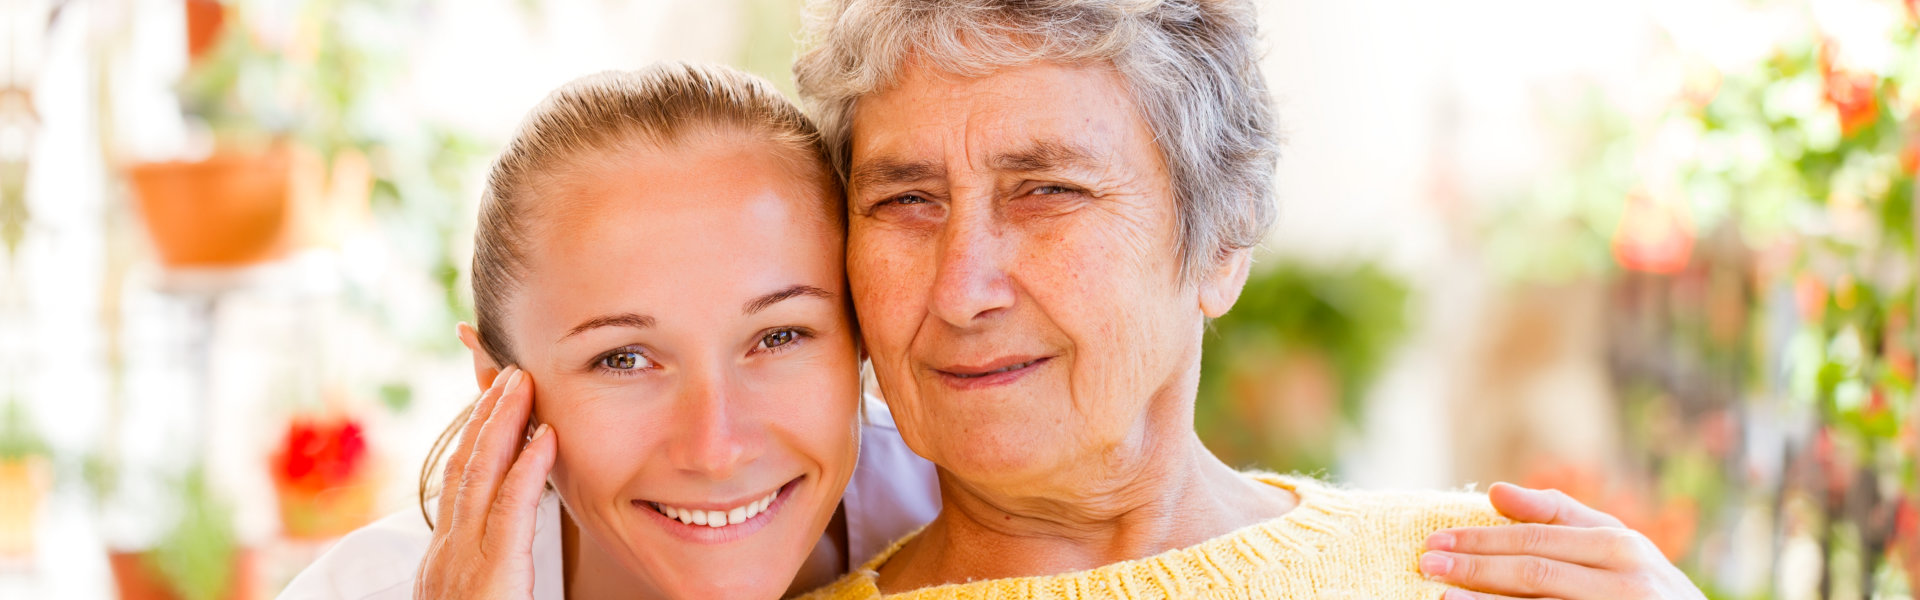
[990,139,1101,174]
[850,157,943,191]
[561,313,656,341]
[743,284,836,315]
[849,139,1101,191]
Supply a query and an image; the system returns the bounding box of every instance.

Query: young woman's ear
[456,322,504,391]
[1198,247,1255,319]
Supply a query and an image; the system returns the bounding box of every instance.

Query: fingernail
[1426,532,1455,551]
[1420,552,1453,576]
[504,368,525,396]
[531,423,550,441]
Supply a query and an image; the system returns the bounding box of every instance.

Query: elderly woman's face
[846,61,1213,492]
[504,133,860,598]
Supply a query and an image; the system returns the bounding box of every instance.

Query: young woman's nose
[664,366,761,480]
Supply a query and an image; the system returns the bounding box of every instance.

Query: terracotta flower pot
[127,149,297,267]
[184,0,226,64]
[108,548,258,600]
[0,456,52,558]
[272,474,379,540]
[126,145,369,268]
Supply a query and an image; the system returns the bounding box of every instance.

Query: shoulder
[276,508,435,600]
[278,494,568,600]
[1258,472,1511,531]
[790,571,883,600]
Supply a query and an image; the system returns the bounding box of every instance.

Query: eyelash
[588,328,813,376]
[873,184,1079,211]
[756,327,813,354]
[593,345,656,376]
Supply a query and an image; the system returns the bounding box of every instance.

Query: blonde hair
[793,0,1279,280]
[419,62,835,529]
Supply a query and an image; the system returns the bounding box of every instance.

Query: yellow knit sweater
[796,473,1511,600]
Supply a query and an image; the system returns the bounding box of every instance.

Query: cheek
[540,391,666,500]
[848,232,930,348]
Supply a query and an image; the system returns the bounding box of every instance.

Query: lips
[936,355,1050,378]
[932,355,1052,390]
[942,358,1044,378]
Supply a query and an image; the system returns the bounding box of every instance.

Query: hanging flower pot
[126,147,296,268]
[126,144,368,268]
[184,0,226,64]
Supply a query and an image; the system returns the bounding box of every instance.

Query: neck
[875,432,1296,593]
[561,510,662,600]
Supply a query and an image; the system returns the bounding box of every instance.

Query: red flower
[273,416,370,492]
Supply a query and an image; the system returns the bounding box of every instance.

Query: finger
[486,423,555,554]
[1489,482,1624,528]
[1437,589,1560,600]
[1421,551,1618,600]
[1429,524,1658,570]
[453,367,534,531]
[438,365,517,532]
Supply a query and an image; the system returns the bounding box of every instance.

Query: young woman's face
[501,132,859,598]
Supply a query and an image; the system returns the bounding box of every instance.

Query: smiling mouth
[638,478,797,529]
[940,357,1048,378]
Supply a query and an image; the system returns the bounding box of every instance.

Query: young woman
[279,63,938,599]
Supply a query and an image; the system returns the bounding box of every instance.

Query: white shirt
[279,395,939,599]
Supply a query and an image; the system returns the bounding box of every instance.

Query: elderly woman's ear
[456,321,506,391]
[1198,247,1256,319]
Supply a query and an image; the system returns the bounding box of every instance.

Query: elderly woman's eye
[890,194,929,205]
[1031,184,1082,196]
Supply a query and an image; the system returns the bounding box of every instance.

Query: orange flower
[1612,191,1694,274]
[1819,42,1879,137]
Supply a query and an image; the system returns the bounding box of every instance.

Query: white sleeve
[276,510,433,600]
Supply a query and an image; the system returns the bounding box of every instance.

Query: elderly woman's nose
[928,213,1017,328]
[665,371,759,479]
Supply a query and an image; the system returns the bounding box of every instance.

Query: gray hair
[793,0,1279,279]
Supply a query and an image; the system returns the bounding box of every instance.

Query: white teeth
[653,487,784,528]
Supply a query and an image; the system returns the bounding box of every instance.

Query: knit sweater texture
[796,473,1510,599]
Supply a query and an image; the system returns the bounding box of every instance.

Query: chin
[659,574,790,600]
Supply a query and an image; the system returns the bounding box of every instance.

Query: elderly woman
[793,0,1708,598]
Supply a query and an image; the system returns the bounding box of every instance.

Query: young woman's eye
[597,348,654,372]
[757,328,810,352]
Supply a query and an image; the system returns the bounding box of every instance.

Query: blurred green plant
[1196,260,1412,474]
[0,395,49,462]
[146,466,242,600]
